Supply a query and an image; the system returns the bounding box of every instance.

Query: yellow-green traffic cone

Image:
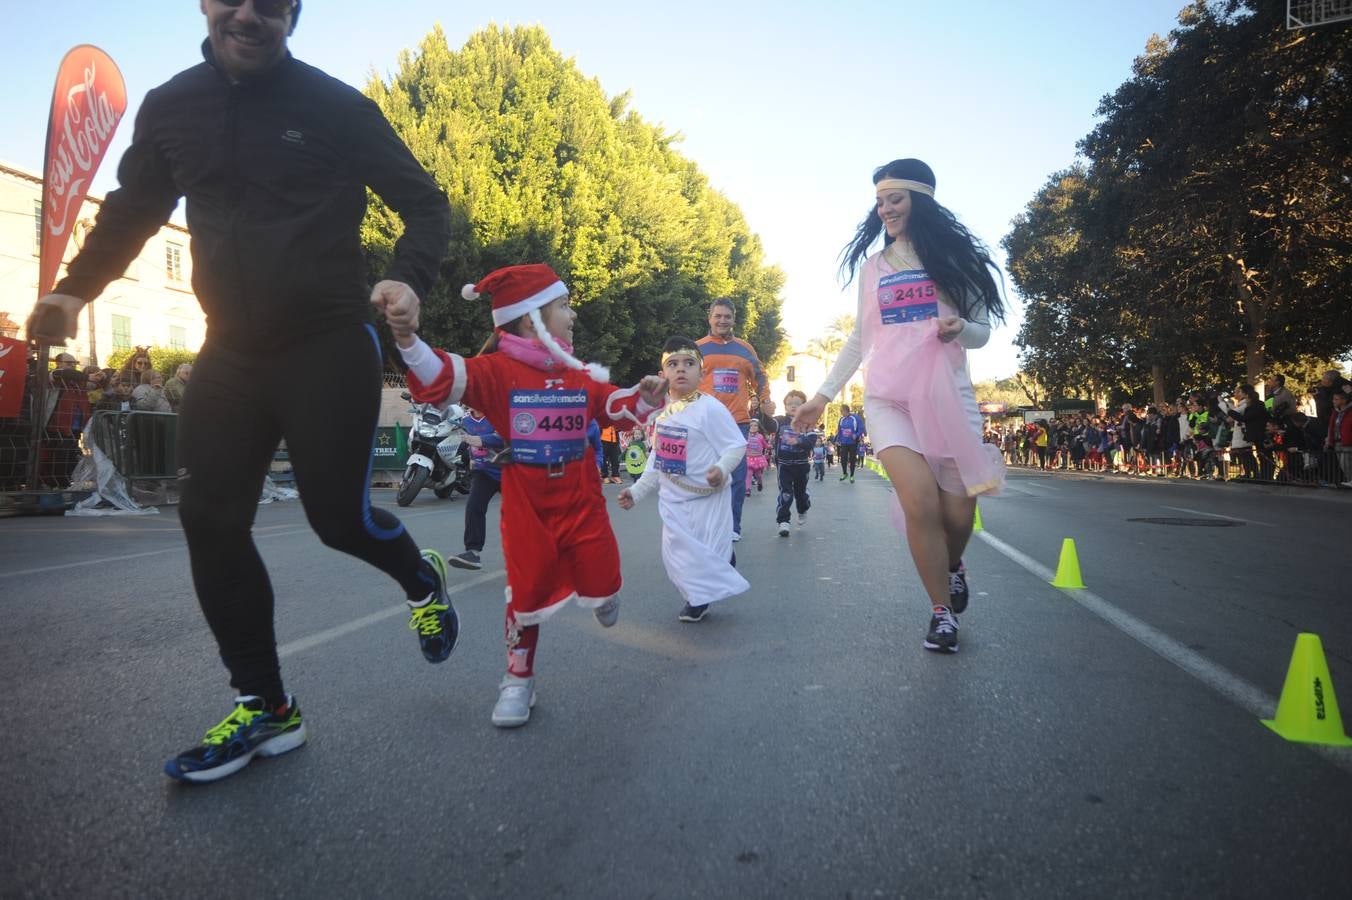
[1049,538,1085,589]
[1262,633,1352,746]
[973,504,984,533]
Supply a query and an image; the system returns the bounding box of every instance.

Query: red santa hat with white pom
[462,263,609,383]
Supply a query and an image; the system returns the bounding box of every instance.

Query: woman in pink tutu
[744,419,770,495]
[793,159,1006,654]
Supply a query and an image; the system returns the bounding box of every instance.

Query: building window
[112,315,132,351]
[786,365,795,383]
[33,200,43,255]
[169,325,187,350]
[166,242,184,281]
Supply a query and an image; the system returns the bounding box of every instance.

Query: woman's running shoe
[923,606,959,654]
[948,561,970,614]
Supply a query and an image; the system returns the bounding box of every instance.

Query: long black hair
[839,158,1006,324]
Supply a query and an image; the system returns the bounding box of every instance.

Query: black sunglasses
[218,0,296,19]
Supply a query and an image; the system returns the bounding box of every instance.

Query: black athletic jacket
[57,42,450,351]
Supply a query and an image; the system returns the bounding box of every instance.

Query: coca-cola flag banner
[0,336,27,418]
[39,45,127,299]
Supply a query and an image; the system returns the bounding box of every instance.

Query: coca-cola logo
[38,45,126,297]
[46,59,120,234]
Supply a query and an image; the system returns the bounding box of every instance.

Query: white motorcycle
[397,392,471,507]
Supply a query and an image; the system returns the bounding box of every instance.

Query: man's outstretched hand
[371,280,420,346]
[26,294,84,343]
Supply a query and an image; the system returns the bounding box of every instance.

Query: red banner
[0,337,28,418]
[39,45,127,298]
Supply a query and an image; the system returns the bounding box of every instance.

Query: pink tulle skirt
[864,322,1003,532]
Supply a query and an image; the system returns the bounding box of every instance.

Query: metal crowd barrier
[0,346,93,512]
[84,410,179,479]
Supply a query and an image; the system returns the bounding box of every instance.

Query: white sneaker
[731,531,741,542]
[593,596,620,628]
[797,512,807,526]
[491,675,536,728]
[777,522,790,537]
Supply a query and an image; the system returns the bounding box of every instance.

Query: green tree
[1005,1,1352,402]
[105,346,197,380]
[361,25,788,384]
[803,314,855,401]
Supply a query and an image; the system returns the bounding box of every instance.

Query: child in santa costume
[618,337,748,624]
[390,264,666,727]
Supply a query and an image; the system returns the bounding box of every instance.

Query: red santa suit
[406,334,657,625]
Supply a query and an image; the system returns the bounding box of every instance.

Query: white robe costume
[628,393,749,606]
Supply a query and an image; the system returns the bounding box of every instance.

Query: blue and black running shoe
[948,561,970,614]
[408,549,459,663]
[164,695,306,783]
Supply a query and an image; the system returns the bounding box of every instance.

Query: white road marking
[0,508,452,579]
[974,529,1352,774]
[278,569,505,658]
[1161,505,1274,527]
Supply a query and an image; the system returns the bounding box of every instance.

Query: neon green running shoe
[164,695,306,783]
[408,549,459,663]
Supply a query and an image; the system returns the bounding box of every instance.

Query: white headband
[875,177,934,198]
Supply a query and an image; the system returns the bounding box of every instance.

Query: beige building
[768,348,864,410]
[0,161,206,364]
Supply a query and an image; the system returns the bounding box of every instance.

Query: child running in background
[745,420,769,495]
[623,428,649,483]
[770,390,820,536]
[449,406,503,571]
[812,441,826,481]
[619,337,748,623]
[390,264,666,727]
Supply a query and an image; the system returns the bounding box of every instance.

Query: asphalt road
[2,467,1350,899]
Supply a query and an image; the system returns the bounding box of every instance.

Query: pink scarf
[497,331,574,371]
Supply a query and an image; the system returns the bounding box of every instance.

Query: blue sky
[1,1,1189,380]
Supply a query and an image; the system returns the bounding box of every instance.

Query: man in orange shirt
[698,298,773,540]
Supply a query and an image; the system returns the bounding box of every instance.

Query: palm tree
[806,314,855,402]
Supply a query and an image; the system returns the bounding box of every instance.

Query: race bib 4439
[508,389,588,464]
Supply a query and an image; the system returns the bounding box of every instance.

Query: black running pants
[462,470,501,552]
[177,324,435,703]
[840,444,859,477]
[601,440,621,479]
[776,463,811,523]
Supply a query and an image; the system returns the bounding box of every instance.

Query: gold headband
[875,177,934,198]
[661,348,702,365]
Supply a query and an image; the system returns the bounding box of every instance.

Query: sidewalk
[1002,463,1352,503]
[860,455,1352,505]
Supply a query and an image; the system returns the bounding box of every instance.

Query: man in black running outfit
[27,0,458,783]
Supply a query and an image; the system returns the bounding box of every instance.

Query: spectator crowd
[0,347,192,492]
[983,370,1352,488]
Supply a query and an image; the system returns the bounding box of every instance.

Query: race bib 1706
[712,368,739,394]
